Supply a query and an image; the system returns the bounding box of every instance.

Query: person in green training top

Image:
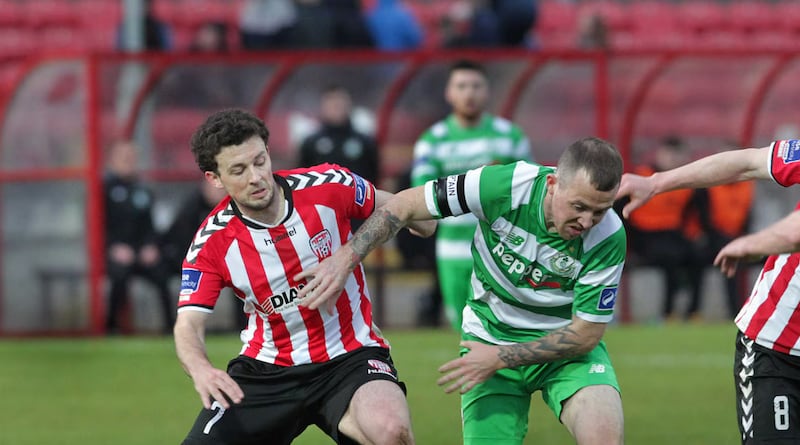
[297,137,626,444]
[412,59,532,330]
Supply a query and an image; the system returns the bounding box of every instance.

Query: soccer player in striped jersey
[299,137,627,444]
[174,109,434,445]
[412,59,532,331]
[618,140,800,445]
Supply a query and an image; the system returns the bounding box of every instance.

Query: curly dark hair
[190,108,270,173]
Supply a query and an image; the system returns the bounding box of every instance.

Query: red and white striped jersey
[735,140,800,356]
[177,164,389,366]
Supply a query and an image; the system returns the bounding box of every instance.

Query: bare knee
[561,385,624,445]
[339,381,415,445]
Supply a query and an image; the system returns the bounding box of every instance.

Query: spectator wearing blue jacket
[366,0,424,51]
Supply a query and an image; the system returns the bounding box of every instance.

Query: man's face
[320,89,352,126]
[544,170,617,240]
[205,135,277,218]
[445,69,489,121]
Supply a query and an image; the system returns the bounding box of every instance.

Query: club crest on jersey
[367,359,397,379]
[550,253,577,276]
[179,269,202,300]
[310,229,334,260]
[352,172,368,206]
[598,287,618,310]
[778,140,800,164]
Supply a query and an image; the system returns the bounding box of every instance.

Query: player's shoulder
[488,114,524,135]
[185,199,237,265]
[278,164,356,191]
[583,210,626,253]
[424,120,449,139]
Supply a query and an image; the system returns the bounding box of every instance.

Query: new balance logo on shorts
[589,364,606,374]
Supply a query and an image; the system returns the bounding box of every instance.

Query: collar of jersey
[230,174,294,229]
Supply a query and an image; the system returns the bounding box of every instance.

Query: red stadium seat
[676,1,728,35]
[628,1,680,36]
[0,29,37,59]
[728,2,779,34]
[22,0,79,29]
[578,0,632,33]
[775,1,800,35]
[538,0,579,34]
[0,0,22,27]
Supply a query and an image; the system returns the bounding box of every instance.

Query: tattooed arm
[295,186,433,311]
[437,317,607,394]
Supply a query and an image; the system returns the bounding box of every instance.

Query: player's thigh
[736,332,800,444]
[461,367,531,445]
[315,347,410,444]
[338,380,412,444]
[539,341,621,422]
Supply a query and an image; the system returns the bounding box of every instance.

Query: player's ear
[204,171,223,189]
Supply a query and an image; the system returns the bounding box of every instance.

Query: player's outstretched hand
[192,366,244,410]
[615,173,655,218]
[294,246,356,314]
[714,236,762,278]
[437,341,504,394]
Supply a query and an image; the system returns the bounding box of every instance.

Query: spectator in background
[327,0,375,48]
[448,0,537,48]
[411,60,532,330]
[577,13,609,50]
[189,21,228,52]
[298,85,379,185]
[624,136,707,322]
[239,0,297,50]
[104,140,173,335]
[116,0,173,51]
[159,180,227,278]
[366,0,424,51]
[159,180,247,332]
[702,147,755,318]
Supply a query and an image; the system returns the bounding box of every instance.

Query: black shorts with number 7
[182,346,406,445]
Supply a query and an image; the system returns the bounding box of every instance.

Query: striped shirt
[423,161,626,344]
[412,114,531,261]
[735,140,800,356]
[177,164,388,366]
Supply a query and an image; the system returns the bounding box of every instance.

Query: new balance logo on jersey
[504,232,524,246]
[260,283,306,314]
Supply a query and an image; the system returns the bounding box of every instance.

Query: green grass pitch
[0,323,738,444]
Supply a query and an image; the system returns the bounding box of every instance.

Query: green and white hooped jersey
[412,114,531,260]
[423,161,627,344]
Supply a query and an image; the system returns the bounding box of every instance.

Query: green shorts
[460,334,620,445]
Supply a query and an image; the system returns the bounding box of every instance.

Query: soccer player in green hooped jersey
[298,137,626,445]
[412,59,532,330]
